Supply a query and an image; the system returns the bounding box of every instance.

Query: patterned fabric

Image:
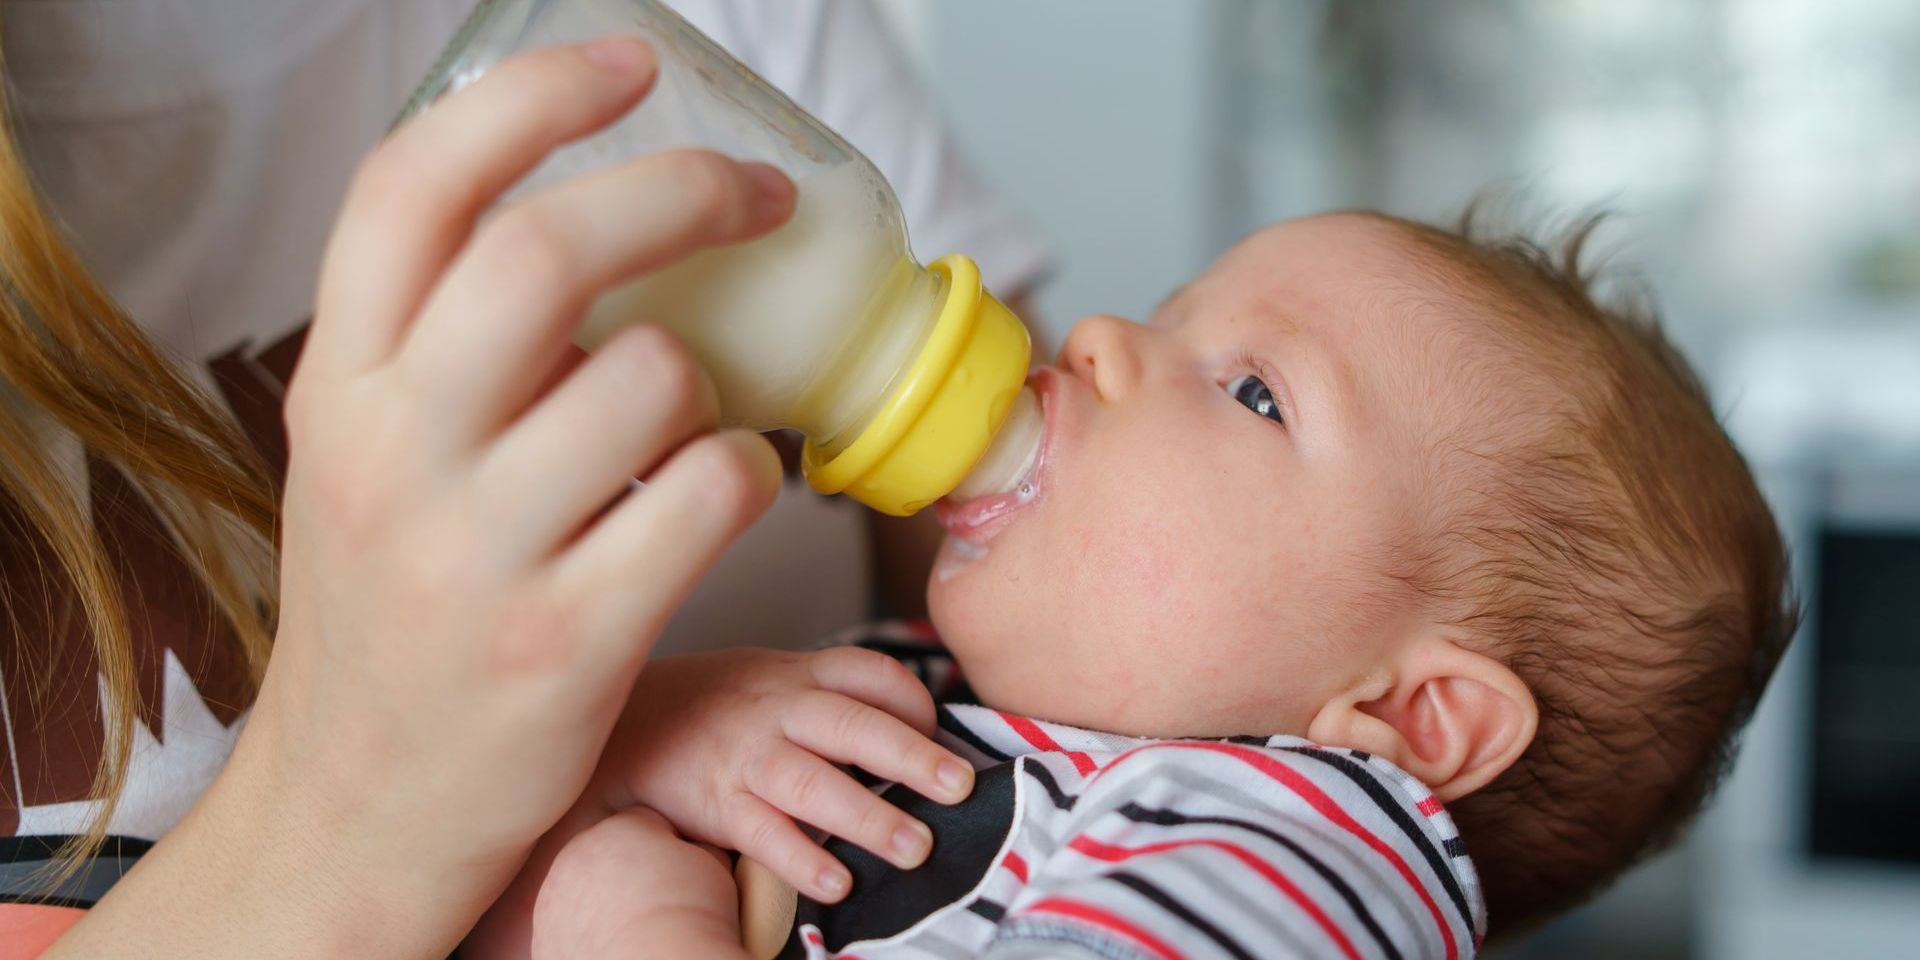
[0,327,300,895]
[779,624,1486,960]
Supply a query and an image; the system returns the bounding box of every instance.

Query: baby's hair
[1373,205,1798,938]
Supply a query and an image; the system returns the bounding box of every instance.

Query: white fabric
[4,0,1050,659]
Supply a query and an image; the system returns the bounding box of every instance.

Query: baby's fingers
[806,645,939,735]
[721,792,852,904]
[783,690,973,806]
[747,743,934,876]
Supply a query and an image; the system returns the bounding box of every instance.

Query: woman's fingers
[721,792,852,904]
[400,150,794,446]
[474,325,719,560]
[550,430,781,662]
[312,38,658,379]
[782,690,972,807]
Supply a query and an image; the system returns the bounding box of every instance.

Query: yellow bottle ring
[802,254,1032,516]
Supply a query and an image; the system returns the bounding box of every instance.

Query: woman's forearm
[42,741,496,960]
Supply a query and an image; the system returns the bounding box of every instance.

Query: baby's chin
[928,535,990,586]
[924,601,1167,734]
[925,533,1016,631]
[957,660,1215,737]
[929,599,1310,739]
[922,573,972,654]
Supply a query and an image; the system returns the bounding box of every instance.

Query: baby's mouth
[935,370,1056,545]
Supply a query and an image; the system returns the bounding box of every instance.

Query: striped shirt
[779,624,1487,960]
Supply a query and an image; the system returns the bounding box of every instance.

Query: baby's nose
[1060,314,1142,402]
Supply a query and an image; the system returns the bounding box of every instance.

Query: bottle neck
[949,385,1042,501]
[792,256,946,455]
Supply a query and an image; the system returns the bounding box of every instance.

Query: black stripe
[0,893,96,910]
[938,705,1011,762]
[968,899,1007,922]
[940,679,982,706]
[1109,870,1260,960]
[1022,759,1078,811]
[1279,746,1475,936]
[1225,735,1271,746]
[1120,803,1402,960]
[0,835,154,863]
[1443,836,1468,858]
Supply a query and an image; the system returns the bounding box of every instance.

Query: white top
[4,0,1050,668]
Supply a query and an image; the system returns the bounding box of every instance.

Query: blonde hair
[0,37,280,886]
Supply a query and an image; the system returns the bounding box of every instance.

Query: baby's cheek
[1066,505,1217,634]
[1078,512,1180,590]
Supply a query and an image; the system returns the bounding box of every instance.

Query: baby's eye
[1226,374,1284,425]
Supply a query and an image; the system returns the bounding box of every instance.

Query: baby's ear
[1307,636,1537,802]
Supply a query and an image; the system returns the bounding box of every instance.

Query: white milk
[577,163,939,446]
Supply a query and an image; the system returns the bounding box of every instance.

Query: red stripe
[999,711,1098,776]
[1417,796,1443,817]
[1096,742,1459,960]
[0,903,85,958]
[1024,897,1184,960]
[1070,835,1363,960]
[1002,850,1030,883]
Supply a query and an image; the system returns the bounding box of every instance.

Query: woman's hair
[0,39,280,885]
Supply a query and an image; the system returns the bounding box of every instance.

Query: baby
[473,211,1796,959]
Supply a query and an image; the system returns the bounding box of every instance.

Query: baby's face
[929,214,1477,737]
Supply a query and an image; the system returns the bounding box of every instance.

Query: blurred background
[874,1,1920,957]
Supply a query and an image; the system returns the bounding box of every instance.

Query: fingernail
[817,868,850,900]
[743,162,796,209]
[938,761,973,798]
[892,822,933,865]
[581,37,650,77]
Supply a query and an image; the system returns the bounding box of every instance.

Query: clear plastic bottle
[398,0,1043,516]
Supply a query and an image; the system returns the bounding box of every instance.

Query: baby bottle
[398,0,1043,516]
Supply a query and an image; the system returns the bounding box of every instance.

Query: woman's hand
[266,33,795,948]
[51,38,795,960]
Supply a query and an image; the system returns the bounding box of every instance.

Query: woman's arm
[43,751,452,958]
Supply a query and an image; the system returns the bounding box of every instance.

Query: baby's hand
[533,807,746,960]
[601,647,975,901]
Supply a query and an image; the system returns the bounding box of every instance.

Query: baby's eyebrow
[1151,282,1195,321]
[1250,294,1303,336]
